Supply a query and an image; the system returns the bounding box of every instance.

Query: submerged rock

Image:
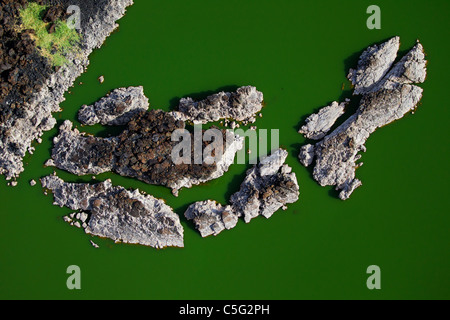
[184,149,300,237]
[78,86,149,126]
[299,37,427,200]
[173,86,264,125]
[41,175,184,249]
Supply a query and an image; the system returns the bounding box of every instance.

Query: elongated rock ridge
[78,86,149,126]
[172,86,263,125]
[41,175,184,249]
[299,100,349,140]
[185,149,300,237]
[0,0,134,182]
[299,38,427,200]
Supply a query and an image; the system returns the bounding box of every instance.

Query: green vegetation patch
[19,2,81,67]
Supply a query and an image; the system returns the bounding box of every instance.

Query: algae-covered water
[1,0,449,299]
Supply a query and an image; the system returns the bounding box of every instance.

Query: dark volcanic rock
[50,108,243,195]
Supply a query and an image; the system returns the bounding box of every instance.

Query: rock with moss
[0,0,134,182]
[41,175,184,249]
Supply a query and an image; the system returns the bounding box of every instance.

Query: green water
[1,0,449,299]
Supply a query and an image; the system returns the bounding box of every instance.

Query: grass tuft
[19,3,80,67]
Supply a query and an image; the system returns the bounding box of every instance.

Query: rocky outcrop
[0,0,133,182]
[41,175,184,249]
[172,86,263,125]
[347,36,400,95]
[298,100,349,140]
[299,37,427,200]
[78,86,149,126]
[184,149,300,237]
[184,201,238,237]
[49,110,244,196]
[230,149,300,223]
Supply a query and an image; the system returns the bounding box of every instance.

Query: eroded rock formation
[298,37,427,200]
[185,149,300,237]
[41,175,184,248]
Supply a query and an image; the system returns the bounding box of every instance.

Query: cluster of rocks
[172,86,263,125]
[41,175,184,248]
[298,37,427,200]
[47,85,272,195]
[185,149,300,237]
[0,0,134,182]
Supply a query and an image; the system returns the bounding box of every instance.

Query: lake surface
[0,0,449,299]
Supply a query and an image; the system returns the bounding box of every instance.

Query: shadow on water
[168,85,240,111]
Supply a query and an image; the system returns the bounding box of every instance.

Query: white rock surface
[41,175,184,249]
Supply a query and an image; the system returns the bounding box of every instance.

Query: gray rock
[300,38,427,200]
[0,0,134,182]
[172,86,264,124]
[41,175,184,249]
[348,36,400,95]
[78,86,149,126]
[299,100,349,140]
[185,149,300,236]
[184,201,238,237]
[298,144,315,167]
[230,149,300,223]
[30,180,37,187]
[50,121,117,176]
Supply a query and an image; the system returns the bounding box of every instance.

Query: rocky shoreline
[0,0,133,182]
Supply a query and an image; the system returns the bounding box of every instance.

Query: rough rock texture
[298,144,315,167]
[0,0,133,181]
[172,86,263,125]
[41,175,184,248]
[185,149,300,237]
[184,201,238,237]
[348,36,400,95]
[230,149,300,223]
[299,100,349,140]
[299,37,427,200]
[49,111,244,195]
[78,86,149,126]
